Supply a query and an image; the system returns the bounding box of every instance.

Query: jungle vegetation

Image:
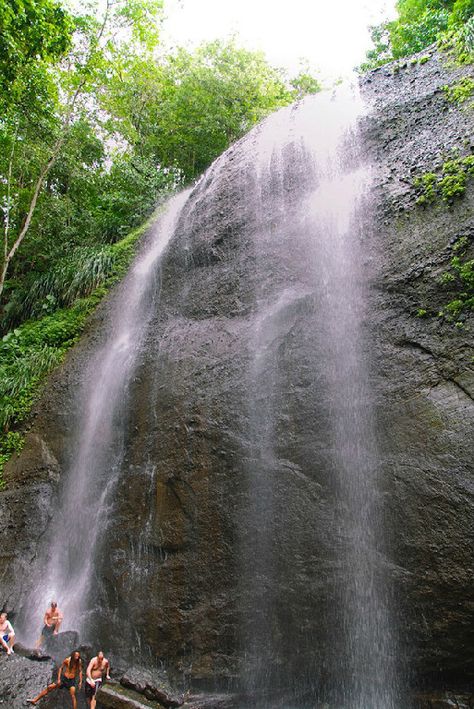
[360,0,474,70]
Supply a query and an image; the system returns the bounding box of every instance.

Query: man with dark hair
[27,650,83,708]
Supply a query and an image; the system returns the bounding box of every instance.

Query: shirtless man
[27,650,83,708]
[85,651,111,708]
[0,612,15,654]
[35,600,63,647]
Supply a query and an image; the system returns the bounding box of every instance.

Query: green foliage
[3,247,115,328]
[105,39,299,181]
[391,6,450,57]
[289,62,322,99]
[0,0,73,109]
[0,218,145,486]
[0,0,166,303]
[360,0,473,70]
[414,155,474,204]
[0,431,24,488]
[443,76,474,103]
[437,237,474,320]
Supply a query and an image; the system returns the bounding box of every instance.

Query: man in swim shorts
[27,650,82,708]
[35,600,63,648]
[85,650,111,708]
[0,612,15,654]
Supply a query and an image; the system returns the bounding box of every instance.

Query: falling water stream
[239,86,400,707]
[21,87,401,707]
[23,190,191,640]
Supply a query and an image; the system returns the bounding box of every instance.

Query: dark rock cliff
[0,48,473,705]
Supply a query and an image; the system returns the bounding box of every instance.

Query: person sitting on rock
[35,600,63,648]
[0,611,15,655]
[27,649,83,708]
[85,650,111,708]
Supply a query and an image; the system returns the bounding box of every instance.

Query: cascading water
[18,85,403,708]
[238,86,401,707]
[21,190,191,642]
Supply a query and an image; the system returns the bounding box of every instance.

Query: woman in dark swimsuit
[27,650,83,708]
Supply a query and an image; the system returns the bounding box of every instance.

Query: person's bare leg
[27,682,58,703]
[0,636,10,654]
[53,619,62,635]
[35,634,44,649]
[69,686,77,709]
[91,692,97,709]
[8,633,15,652]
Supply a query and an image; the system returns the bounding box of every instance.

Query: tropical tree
[0,0,164,299]
[105,39,301,181]
[360,0,474,69]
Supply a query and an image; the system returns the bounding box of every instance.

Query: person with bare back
[35,600,63,648]
[0,612,15,654]
[27,650,83,707]
[85,650,111,708]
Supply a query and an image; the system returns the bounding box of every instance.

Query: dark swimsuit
[60,675,76,690]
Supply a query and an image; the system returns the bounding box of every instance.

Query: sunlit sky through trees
[162,0,398,80]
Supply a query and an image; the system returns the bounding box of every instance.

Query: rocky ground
[1,646,474,709]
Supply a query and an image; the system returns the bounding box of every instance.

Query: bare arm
[86,657,95,681]
[105,659,111,680]
[58,659,66,683]
[78,660,83,688]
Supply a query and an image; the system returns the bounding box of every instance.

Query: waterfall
[21,190,191,643]
[19,85,402,708]
[238,86,401,707]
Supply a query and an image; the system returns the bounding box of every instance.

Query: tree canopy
[360,0,474,70]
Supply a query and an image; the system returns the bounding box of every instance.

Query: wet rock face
[359,48,474,683]
[0,48,473,697]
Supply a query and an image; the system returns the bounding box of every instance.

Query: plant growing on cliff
[437,237,474,320]
[443,76,474,103]
[414,155,474,204]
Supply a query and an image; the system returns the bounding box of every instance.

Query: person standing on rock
[0,611,15,654]
[27,649,83,708]
[35,600,63,647]
[85,650,111,708]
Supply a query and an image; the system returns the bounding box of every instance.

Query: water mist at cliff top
[21,85,403,707]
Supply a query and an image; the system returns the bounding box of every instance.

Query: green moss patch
[443,76,474,104]
[414,155,474,205]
